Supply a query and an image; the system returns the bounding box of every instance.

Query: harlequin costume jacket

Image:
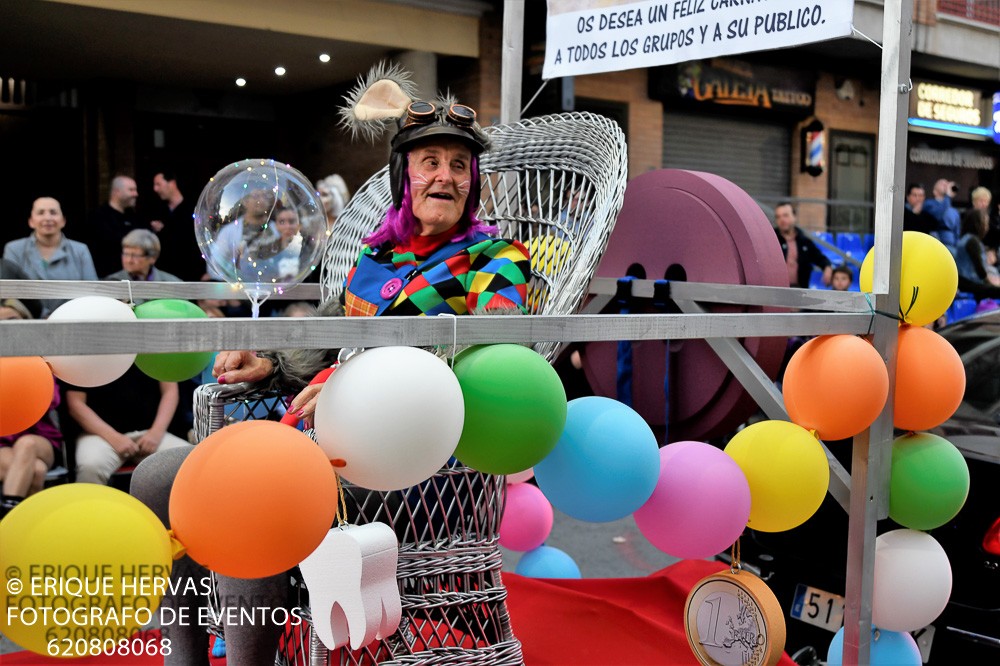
[342,229,530,317]
[260,229,531,395]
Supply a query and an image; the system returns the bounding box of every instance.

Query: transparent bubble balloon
[194,159,329,315]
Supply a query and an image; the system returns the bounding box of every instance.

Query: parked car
[730,309,1000,665]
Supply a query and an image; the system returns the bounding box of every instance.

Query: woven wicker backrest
[319,111,628,360]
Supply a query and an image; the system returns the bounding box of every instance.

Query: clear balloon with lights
[194,159,329,317]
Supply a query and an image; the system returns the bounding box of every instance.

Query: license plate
[791,583,845,632]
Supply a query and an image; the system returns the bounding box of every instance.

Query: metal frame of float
[0,1,912,662]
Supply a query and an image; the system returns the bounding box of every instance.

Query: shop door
[828,131,875,233]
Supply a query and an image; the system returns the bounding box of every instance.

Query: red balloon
[0,357,54,437]
[783,335,889,440]
[169,420,338,578]
[894,326,965,431]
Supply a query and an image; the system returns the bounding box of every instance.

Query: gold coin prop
[684,569,786,666]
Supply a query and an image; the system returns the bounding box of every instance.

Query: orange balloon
[894,326,965,431]
[169,420,338,578]
[783,335,889,440]
[0,357,55,437]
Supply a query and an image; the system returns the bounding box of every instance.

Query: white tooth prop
[298,523,402,650]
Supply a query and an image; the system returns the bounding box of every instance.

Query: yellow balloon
[724,420,829,532]
[859,231,958,326]
[1,484,175,657]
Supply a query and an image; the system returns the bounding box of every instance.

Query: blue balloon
[514,545,581,579]
[827,626,921,665]
[534,396,659,522]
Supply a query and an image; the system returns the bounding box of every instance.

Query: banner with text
[543,0,856,79]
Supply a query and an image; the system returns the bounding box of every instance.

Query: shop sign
[543,0,854,79]
[679,59,811,109]
[909,80,982,127]
[908,146,996,171]
[652,58,814,113]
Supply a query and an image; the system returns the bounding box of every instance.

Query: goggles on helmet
[402,101,477,130]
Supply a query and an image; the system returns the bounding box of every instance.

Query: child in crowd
[830,265,853,292]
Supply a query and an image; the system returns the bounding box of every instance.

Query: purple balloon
[500,483,554,552]
[633,441,751,559]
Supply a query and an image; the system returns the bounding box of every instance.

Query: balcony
[938,0,1000,26]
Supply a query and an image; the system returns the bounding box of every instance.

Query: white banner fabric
[543,0,856,79]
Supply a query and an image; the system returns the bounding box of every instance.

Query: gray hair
[122,229,161,258]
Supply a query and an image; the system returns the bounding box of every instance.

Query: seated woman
[955,208,1000,302]
[105,228,182,283]
[0,300,63,517]
[132,64,530,665]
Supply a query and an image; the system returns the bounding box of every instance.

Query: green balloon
[133,299,213,382]
[452,344,567,475]
[889,432,969,530]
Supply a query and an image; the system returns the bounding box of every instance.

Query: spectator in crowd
[66,365,192,485]
[955,207,1000,301]
[773,202,832,288]
[903,183,936,234]
[0,258,42,318]
[0,301,64,518]
[150,169,204,282]
[3,196,98,317]
[88,175,145,277]
[316,173,351,228]
[207,188,276,281]
[970,186,998,256]
[282,301,319,318]
[923,178,961,252]
[255,204,305,284]
[104,229,181,299]
[830,265,853,292]
[0,298,34,321]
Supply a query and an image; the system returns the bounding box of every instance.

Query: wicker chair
[193,111,628,666]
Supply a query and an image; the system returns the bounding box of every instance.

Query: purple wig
[363,155,496,248]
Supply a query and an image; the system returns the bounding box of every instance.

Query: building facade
[1,0,997,247]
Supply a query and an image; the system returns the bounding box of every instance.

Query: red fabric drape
[505,559,798,665]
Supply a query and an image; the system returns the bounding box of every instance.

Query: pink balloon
[499,483,554,552]
[633,441,751,559]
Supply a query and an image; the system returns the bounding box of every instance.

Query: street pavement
[501,507,682,578]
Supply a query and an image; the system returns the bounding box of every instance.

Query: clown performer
[132,63,531,665]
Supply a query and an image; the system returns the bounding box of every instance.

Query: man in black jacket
[774,201,832,288]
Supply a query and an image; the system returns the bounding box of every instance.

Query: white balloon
[872,529,952,632]
[506,468,535,484]
[44,297,137,387]
[314,347,464,491]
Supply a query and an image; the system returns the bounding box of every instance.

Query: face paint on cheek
[456,180,471,196]
[411,174,430,186]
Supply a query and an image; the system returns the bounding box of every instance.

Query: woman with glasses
[104,229,181,299]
